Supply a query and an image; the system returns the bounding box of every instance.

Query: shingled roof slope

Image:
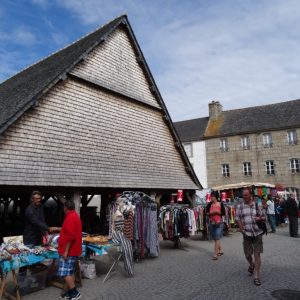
[0,15,201,189]
[174,117,209,142]
[0,15,125,134]
[205,99,300,138]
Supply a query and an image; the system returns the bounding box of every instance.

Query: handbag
[255,203,267,235]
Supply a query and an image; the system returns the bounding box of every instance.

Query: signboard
[177,190,183,202]
[206,193,211,203]
[221,192,226,202]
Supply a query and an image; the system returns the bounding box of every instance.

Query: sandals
[253,278,261,286]
[212,256,218,260]
[217,252,224,256]
[248,265,254,275]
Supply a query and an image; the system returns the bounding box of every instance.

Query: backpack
[255,203,267,235]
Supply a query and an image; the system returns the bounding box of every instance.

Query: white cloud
[58,0,145,25]
[31,0,49,8]
[0,49,30,82]
[142,0,300,120]
[51,31,69,46]
[0,32,9,41]
[54,0,300,120]
[13,27,37,46]
[21,0,300,120]
[0,25,36,47]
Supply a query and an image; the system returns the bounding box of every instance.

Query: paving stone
[22,223,300,300]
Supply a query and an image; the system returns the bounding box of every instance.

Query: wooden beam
[71,191,81,215]
[86,195,95,205]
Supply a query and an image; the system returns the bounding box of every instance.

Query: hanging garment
[112,219,134,276]
[123,210,134,241]
[146,206,159,257]
[109,191,159,259]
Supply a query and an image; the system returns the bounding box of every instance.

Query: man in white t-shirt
[266,195,276,233]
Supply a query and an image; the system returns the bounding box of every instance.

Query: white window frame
[290,158,300,173]
[243,162,252,176]
[221,164,230,177]
[220,138,228,151]
[241,136,250,150]
[183,143,193,158]
[265,160,275,175]
[287,130,298,145]
[263,133,272,148]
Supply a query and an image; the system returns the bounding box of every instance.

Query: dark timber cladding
[0,15,201,190]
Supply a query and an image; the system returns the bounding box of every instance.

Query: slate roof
[205,99,300,138]
[174,117,209,142]
[0,15,125,134]
[174,99,300,142]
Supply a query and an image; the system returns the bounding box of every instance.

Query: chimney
[209,101,223,120]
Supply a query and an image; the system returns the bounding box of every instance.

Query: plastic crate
[19,269,47,295]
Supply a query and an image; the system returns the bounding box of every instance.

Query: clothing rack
[107,191,159,259]
[163,204,190,209]
[193,205,209,240]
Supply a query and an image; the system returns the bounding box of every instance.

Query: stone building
[0,15,200,238]
[174,100,300,198]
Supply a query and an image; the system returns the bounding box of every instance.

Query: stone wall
[206,129,300,191]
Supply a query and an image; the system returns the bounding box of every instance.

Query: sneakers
[60,291,81,300]
[60,292,70,299]
[69,292,81,300]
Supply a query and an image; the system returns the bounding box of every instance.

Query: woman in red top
[207,191,226,260]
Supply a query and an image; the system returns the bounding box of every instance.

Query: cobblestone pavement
[23,224,300,300]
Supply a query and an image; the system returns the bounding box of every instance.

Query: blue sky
[1,0,300,121]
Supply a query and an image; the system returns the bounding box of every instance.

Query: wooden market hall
[0,15,201,241]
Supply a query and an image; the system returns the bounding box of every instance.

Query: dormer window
[241,136,250,150]
[263,133,272,148]
[220,138,228,151]
[287,130,298,145]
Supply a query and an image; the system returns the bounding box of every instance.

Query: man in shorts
[236,188,266,286]
[58,200,82,300]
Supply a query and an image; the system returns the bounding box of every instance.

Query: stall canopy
[211,182,275,191]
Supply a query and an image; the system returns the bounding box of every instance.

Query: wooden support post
[0,271,6,299]
[11,270,20,300]
[0,270,20,300]
[155,194,163,206]
[71,191,81,216]
[150,192,156,201]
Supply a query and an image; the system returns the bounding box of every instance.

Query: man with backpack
[236,188,266,286]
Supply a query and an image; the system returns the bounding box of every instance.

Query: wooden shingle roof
[0,15,125,134]
[0,15,201,190]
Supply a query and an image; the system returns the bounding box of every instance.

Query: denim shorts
[209,223,223,240]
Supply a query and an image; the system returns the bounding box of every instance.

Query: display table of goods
[0,234,113,299]
[82,235,113,256]
[0,241,59,300]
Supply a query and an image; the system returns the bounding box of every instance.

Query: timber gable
[0,15,201,190]
[70,27,161,109]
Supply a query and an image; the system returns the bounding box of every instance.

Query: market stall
[209,182,277,231]
[0,235,113,299]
